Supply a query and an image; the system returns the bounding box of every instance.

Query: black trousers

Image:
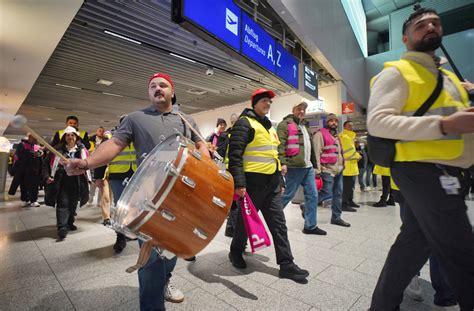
[370,162,474,311]
[56,188,79,232]
[225,201,239,232]
[20,175,40,203]
[342,176,356,206]
[380,176,393,202]
[230,183,294,266]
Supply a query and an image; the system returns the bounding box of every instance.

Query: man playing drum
[65,72,209,310]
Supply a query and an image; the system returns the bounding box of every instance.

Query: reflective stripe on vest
[286,122,300,156]
[320,128,338,164]
[109,143,137,173]
[382,60,469,162]
[243,117,281,174]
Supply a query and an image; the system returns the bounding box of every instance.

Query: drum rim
[129,141,188,233]
[111,133,185,236]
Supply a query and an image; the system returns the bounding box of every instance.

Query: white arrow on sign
[293,65,296,77]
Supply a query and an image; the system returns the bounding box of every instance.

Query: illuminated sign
[299,64,318,99]
[177,0,299,88]
[183,0,241,51]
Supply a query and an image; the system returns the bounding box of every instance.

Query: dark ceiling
[6,0,303,138]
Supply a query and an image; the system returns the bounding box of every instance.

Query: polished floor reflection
[1,181,473,310]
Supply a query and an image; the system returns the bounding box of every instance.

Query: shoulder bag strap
[413,71,444,117]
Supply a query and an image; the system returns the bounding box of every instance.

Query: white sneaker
[30,202,40,207]
[405,275,423,301]
[322,200,332,209]
[21,201,30,207]
[164,281,184,303]
[365,186,372,191]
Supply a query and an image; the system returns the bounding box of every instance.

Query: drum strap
[125,240,154,273]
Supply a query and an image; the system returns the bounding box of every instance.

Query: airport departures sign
[178,0,299,89]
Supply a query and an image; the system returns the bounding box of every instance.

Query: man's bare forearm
[88,138,126,169]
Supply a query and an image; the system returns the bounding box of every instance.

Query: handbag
[367,71,443,167]
[234,193,271,253]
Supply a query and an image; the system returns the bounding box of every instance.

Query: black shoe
[373,200,387,208]
[224,227,234,238]
[103,219,111,226]
[387,197,396,206]
[113,235,127,253]
[68,224,77,231]
[184,256,196,262]
[279,263,309,282]
[349,201,360,208]
[342,205,357,212]
[57,228,67,241]
[228,251,247,269]
[302,226,327,235]
[330,218,351,227]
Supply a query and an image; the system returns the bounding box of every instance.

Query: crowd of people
[5,7,474,311]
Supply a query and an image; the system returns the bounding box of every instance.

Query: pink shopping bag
[234,193,271,252]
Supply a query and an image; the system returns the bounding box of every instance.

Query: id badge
[439,175,461,195]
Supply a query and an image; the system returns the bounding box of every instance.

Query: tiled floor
[1,183,473,311]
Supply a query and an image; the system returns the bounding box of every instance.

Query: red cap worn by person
[148,72,177,104]
[251,88,275,106]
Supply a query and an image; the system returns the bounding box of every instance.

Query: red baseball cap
[251,88,275,100]
[148,72,174,89]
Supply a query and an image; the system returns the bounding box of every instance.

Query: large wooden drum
[110,133,234,258]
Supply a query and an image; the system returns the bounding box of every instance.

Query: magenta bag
[234,193,272,252]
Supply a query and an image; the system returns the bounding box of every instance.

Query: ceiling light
[234,75,251,81]
[97,79,114,86]
[169,53,196,63]
[55,83,81,90]
[102,92,123,97]
[104,30,142,45]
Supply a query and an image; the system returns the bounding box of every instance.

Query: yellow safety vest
[340,129,361,176]
[383,60,469,162]
[373,165,390,176]
[242,117,281,174]
[109,143,137,173]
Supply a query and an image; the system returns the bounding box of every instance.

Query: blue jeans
[114,178,178,311]
[137,240,177,311]
[109,179,125,205]
[282,167,318,229]
[358,167,366,189]
[366,163,377,187]
[318,172,343,221]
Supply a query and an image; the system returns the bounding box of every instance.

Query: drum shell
[133,144,233,258]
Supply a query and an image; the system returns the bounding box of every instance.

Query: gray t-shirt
[113,106,202,165]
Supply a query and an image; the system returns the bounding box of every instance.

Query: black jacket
[42,143,89,207]
[228,108,283,189]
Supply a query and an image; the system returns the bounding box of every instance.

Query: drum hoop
[129,141,189,233]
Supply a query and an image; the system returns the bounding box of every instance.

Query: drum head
[113,133,183,234]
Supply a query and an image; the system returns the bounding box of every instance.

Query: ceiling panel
[5,0,299,139]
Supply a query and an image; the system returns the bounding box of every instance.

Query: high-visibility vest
[59,129,86,140]
[320,128,339,164]
[340,129,361,176]
[242,116,281,174]
[382,59,469,162]
[109,143,137,173]
[285,122,300,156]
[373,165,390,176]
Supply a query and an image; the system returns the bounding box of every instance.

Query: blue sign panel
[275,42,299,88]
[241,13,276,73]
[183,0,241,51]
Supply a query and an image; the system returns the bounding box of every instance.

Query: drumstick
[176,111,206,142]
[10,115,69,162]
